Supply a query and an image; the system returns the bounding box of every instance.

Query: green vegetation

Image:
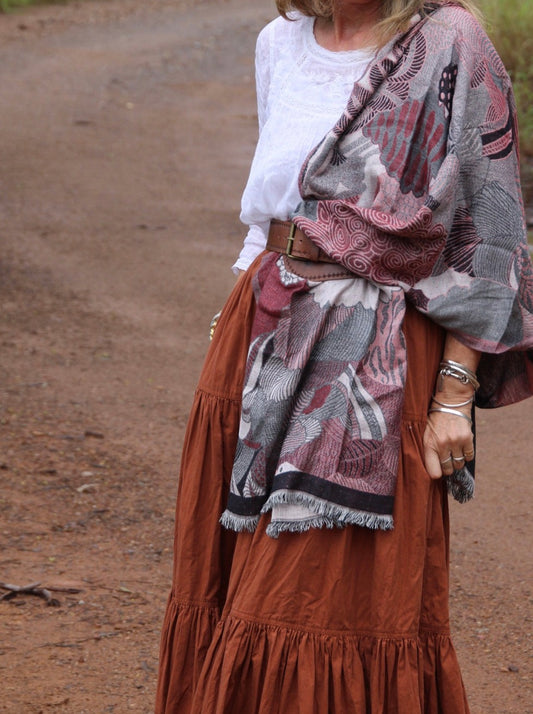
[479,0,533,159]
[0,0,34,10]
[0,0,64,10]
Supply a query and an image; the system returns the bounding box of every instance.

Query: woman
[156,1,533,712]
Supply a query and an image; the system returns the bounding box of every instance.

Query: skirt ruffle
[157,597,220,712]
[159,603,468,714]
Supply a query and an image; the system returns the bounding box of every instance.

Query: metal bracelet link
[438,359,479,391]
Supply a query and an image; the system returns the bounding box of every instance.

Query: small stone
[76,483,98,494]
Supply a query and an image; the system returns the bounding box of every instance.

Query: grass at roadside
[0,0,64,10]
[1,0,38,10]
[479,0,533,159]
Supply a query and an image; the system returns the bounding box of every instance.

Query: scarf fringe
[221,474,473,538]
[446,467,475,503]
[220,494,393,537]
[263,490,394,538]
[219,511,260,533]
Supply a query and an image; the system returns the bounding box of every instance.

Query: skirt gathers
[155,255,470,714]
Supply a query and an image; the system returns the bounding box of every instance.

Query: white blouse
[233,14,375,273]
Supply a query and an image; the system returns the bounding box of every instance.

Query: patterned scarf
[221,3,533,537]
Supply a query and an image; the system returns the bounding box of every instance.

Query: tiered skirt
[155,256,470,714]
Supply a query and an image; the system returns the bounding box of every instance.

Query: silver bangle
[431,394,474,408]
[438,359,480,391]
[442,359,478,380]
[428,407,473,425]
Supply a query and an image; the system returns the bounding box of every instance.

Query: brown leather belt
[266,219,337,263]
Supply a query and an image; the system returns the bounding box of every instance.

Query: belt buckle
[286,223,298,259]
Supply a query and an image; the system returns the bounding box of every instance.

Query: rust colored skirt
[155,255,470,714]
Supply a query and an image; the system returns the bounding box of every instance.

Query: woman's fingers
[439,453,455,477]
[463,446,475,462]
[450,452,466,471]
[423,412,474,479]
[424,445,444,479]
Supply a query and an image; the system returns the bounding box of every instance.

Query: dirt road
[0,1,531,712]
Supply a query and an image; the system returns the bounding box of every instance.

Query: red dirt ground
[0,1,531,712]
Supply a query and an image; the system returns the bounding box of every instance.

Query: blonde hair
[275,0,483,43]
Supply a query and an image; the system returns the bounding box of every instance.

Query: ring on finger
[452,455,465,463]
[440,456,453,465]
[463,449,475,459]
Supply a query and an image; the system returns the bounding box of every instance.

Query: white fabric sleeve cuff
[232,221,270,274]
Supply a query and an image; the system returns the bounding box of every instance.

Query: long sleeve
[232,26,272,274]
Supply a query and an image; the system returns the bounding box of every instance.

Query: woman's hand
[423,399,474,479]
[423,335,480,479]
[209,269,246,340]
